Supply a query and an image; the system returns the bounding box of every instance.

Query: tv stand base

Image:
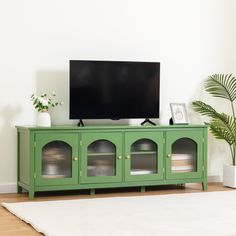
[141,118,156,126]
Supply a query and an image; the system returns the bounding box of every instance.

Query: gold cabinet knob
[126,155,130,159]
[117,156,122,160]
[167,154,171,158]
[73,157,79,161]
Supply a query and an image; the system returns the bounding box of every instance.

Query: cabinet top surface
[16,124,208,131]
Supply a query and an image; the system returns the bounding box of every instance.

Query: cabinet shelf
[42,174,68,179]
[88,152,115,157]
[130,151,156,155]
[89,151,156,156]
[131,169,156,175]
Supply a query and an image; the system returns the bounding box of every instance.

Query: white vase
[223,164,236,188]
[37,111,51,127]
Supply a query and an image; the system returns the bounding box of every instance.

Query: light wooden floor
[0,183,234,236]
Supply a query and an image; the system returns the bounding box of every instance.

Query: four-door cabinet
[16,125,208,199]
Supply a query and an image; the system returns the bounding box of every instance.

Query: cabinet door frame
[124,132,164,182]
[165,130,203,180]
[80,132,123,184]
[35,132,79,186]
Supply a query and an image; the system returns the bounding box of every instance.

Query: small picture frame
[170,103,188,124]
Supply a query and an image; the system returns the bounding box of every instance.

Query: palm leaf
[192,101,236,142]
[192,101,220,119]
[192,73,236,163]
[205,74,236,102]
[209,115,236,145]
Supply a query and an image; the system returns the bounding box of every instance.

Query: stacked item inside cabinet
[171,154,196,173]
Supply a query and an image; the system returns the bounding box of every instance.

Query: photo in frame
[170,103,188,124]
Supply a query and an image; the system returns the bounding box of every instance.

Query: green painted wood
[34,178,204,192]
[35,133,79,186]
[202,181,208,190]
[165,129,204,180]
[16,124,207,132]
[18,132,30,185]
[202,127,208,190]
[124,131,164,182]
[17,131,24,194]
[18,181,29,190]
[140,186,146,192]
[29,132,35,199]
[90,189,95,195]
[17,185,23,194]
[16,125,208,199]
[80,132,123,184]
[29,189,35,200]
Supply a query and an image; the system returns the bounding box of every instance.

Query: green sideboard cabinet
[16,125,208,200]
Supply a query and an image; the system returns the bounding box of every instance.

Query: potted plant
[192,74,236,187]
[31,92,63,127]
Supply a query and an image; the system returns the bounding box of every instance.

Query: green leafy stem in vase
[192,74,236,165]
[30,92,63,112]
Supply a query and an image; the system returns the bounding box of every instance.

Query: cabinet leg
[17,185,23,194]
[177,184,185,189]
[90,189,95,195]
[202,181,208,191]
[141,186,146,193]
[29,190,35,200]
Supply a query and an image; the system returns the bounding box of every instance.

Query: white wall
[0,0,235,192]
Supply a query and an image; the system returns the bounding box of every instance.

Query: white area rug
[2,191,236,236]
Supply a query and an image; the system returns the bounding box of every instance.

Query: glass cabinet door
[130,139,157,175]
[80,133,122,184]
[87,140,116,177]
[35,133,79,186]
[125,132,164,181]
[165,130,203,179]
[42,141,72,178]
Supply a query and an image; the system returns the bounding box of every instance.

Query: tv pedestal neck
[141,118,156,126]
[78,119,84,127]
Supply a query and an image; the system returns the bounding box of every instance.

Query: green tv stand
[16,124,208,200]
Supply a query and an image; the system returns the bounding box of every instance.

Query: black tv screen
[69,60,160,119]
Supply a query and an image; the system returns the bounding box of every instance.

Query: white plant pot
[37,111,51,127]
[223,164,236,188]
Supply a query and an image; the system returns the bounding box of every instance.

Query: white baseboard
[0,183,17,194]
[208,175,222,183]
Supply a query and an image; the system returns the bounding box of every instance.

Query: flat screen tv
[69,60,160,120]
